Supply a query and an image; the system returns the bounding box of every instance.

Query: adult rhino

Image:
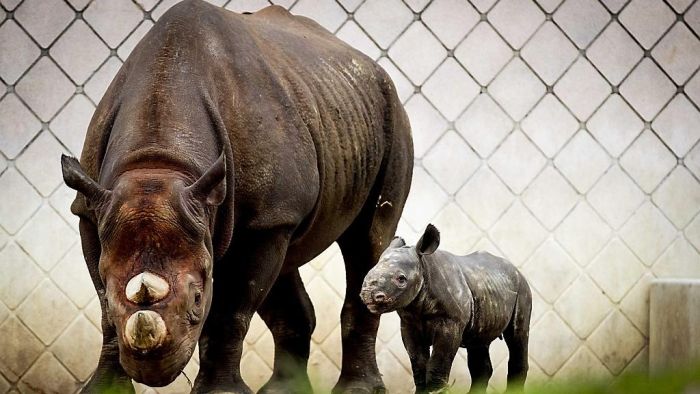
[61,1,413,392]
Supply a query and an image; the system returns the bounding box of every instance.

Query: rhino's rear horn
[185,152,226,206]
[60,154,110,206]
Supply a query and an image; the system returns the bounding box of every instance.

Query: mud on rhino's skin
[361,224,532,393]
[60,0,413,392]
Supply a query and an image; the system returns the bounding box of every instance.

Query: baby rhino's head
[360,224,440,314]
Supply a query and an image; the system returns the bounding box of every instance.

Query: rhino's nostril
[373,292,386,303]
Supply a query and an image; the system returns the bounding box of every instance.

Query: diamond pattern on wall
[489,58,545,120]
[354,0,412,49]
[619,130,676,193]
[455,94,513,157]
[524,95,578,159]
[554,130,611,193]
[523,239,579,302]
[620,59,676,121]
[652,237,700,278]
[587,22,643,86]
[555,201,611,266]
[422,58,479,121]
[2,0,700,391]
[619,202,677,266]
[0,93,41,159]
[388,22,446,85]
[653,95,700,157]
[14,57,74,122]
[554,0,609,49]
[588,165,645,229]
[588,238,645,302]
[522,167,579,230]
[0,21,40,84]
[554,58,611,121]
[455,22,512,86]
[588,311,645,374]
[587,94,643,157]
[422,0,478,49]
[50,20,110,84]
[619,0,675,50]
[456,166,514,230]
[489,130,547,194]
[555,274,611,338]
[13,0,74,48]
[521,22,578,86]
[488,0,544,49]
[83,0,143,48]
[653,166,700,228]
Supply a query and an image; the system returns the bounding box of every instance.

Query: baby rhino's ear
[389,236,406,248]
[416,224,440,256]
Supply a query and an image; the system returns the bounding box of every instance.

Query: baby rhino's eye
[396,274,407,286]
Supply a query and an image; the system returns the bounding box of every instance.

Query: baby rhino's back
[459,251,523,344]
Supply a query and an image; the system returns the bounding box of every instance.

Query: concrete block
[649,279,700,373]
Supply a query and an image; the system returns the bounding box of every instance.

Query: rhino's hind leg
[334,179,408,392]
[466,344,493,393]
[503,278,532,390]
[334,232,386,394]
[257,269,316,394]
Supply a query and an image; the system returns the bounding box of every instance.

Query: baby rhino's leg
[504,278,532,390]
[426,320,462,392]
[400,321,429,393]
[466,343,492,393]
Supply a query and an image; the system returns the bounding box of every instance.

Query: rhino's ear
[416,224,440,256]
[186,153,226,206]
[61,154,110,208]
[389,236,406,248]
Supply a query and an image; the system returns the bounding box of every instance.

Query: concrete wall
[1,0,699,392]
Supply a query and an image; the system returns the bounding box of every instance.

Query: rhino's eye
[396,274,407,287]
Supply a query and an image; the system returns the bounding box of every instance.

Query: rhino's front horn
[124,310,167,352]
[125,272,169,304]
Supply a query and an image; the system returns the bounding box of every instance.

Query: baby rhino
[361,224,532,393]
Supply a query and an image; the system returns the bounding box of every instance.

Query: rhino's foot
[191,379,253,394]
[258,375,313,394]
[80,373,134,394]
[331,378,385,394]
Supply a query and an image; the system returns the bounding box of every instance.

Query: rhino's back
[77,0,410,262]
[459,251,522,342]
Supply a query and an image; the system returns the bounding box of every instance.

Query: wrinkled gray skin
[60,1,413,393]
[361,225,531,393]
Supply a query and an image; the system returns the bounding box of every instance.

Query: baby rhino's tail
[503,271,532,390]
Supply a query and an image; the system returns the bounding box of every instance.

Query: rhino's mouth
[365,301,396,314]
[361,289,395,314]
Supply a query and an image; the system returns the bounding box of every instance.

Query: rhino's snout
[124,310,167,353]
[372,291,386,303]
[125,271,170,304]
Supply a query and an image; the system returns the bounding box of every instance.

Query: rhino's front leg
[78,219,134,394]
[425,320,462,393]
[193,229,290,394]
[82,298,134,393]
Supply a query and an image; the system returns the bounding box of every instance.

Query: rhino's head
[61,154,226,386]
[360,224,440,314]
